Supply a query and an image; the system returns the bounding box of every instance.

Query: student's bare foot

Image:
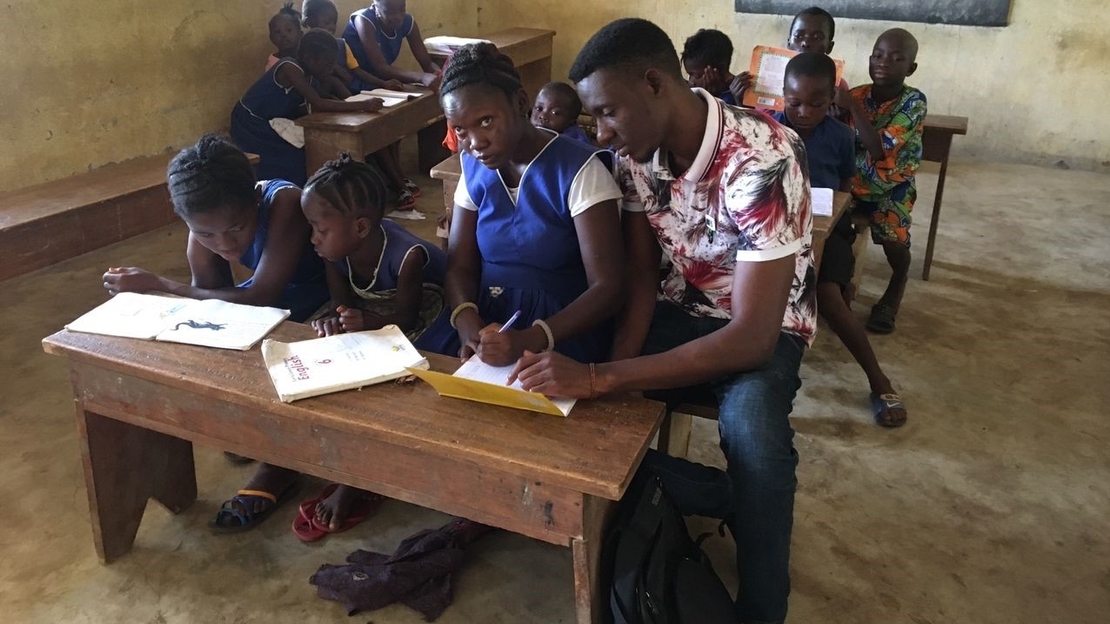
[315,484,367,531]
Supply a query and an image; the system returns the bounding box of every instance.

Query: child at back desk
[231,29,385,186]
[836,28,926,335]
[531,82,593,145]
[681,29,737,105]
[301,0,405,93]
[730,6,850,119]
[266,3,303,70]
[342,0,437,212]
[772,52,907,428]
[293,155,447,539]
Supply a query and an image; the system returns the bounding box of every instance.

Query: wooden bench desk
[296,90,446,177]
[919,114,968,280]
[41,324,664,624]
[429,28,556,101]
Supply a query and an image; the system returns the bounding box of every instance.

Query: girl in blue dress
[231,28,385,186]
[292,155,447,540]
[415,43,625,368]
[100,135,330,532]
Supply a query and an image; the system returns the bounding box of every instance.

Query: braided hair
[298,27,338,61]
[270,2,302,29]
[303,154,390,222]
[440,42,523,101]
[166,135,256,218]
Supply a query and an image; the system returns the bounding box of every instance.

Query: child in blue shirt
[681,29,737,106]
[530,82,593,145]
[293,155,447,540]
[773,53,907,427]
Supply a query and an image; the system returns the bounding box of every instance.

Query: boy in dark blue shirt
[774,53,907,427]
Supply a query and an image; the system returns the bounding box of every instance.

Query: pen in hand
[498,310,522,333]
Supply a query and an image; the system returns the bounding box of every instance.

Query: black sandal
[866,303,897,334]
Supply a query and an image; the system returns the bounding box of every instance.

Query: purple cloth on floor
[309,518,490,621]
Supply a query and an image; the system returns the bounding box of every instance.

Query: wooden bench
[0,155,177,282]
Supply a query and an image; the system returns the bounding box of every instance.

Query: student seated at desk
[292,156,447,539]
[343,0,439,210]
[681,29,737,105]
[265,3,303,71]
[530,82,593,145]
[414,43,624,368]
[773,53,907,427]
[730,5,849,119]
[232,29,385,186]
[301,0,406,95]
[837,28,927,335]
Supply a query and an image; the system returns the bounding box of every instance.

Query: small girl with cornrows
[265,3,303,70]
[293,155,447,540]
[231,28,385,186]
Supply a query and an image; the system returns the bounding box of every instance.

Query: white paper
[262,325,429,402]
[811,187,835,217]
[346,93,408,108]
[424,36,491,54]
[454,357,577,417]
[754,53,791,96]
[64,293,288,350]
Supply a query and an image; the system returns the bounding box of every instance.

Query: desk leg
[75,403,197,563]
[922,149,952,281]
[572,495,617,624]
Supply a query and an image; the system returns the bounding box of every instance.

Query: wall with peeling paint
[0,1,478,191]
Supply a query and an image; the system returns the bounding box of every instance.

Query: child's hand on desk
[475,324,540,367]
[102,267,163,295]
[729,71,752,104]
[453,309,484,360]
[312,315,343,337]
[360,98,385,113]
[383,79,405,90]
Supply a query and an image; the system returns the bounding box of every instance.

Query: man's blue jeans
[640,301,805,624]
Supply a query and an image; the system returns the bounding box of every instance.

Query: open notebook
[262,325,428,403]
[346,89,420,108]
[408,357,576,417]
[64,292,288,350]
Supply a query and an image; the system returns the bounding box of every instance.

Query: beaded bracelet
[532,319,554,352]
[449,302,479,329]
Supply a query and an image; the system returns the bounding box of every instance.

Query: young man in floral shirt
[509,18,814,624]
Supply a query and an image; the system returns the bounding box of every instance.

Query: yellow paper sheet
[406,367,568,417]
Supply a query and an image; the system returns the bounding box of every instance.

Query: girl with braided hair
[102,135,330,530]
[293,154,446,539]
[414,43,625,370]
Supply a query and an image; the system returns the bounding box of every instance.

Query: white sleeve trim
[735,237,802,262]
[621,200,646,213]
[567,156,622,217]
[453,164,479,211]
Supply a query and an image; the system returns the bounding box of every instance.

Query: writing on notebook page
[454,358,577,417]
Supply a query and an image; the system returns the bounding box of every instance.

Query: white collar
[650,88,723,183]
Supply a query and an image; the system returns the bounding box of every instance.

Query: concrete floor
[1,160,1108,623]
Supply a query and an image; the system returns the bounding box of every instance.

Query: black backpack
[605,475,737,624]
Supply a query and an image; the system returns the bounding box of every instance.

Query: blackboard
[734,0,1011,27]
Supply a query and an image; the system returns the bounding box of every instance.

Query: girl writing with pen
[415,43,625,368]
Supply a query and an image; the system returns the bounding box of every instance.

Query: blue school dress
[230,59,313,186]
[343,8,414,70]
[238,180,329,322]
[415,136,615,363]
[336,219,447,339]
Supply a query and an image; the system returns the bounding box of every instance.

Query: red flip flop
[292,484,384,542]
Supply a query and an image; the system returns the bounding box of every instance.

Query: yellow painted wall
[0,0,477,191]
[479,0,1110,170]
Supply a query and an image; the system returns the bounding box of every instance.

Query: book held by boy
[64,292,289,350]
[408,357,576,417]
[743,45,845,111]
[262,325,428,403]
